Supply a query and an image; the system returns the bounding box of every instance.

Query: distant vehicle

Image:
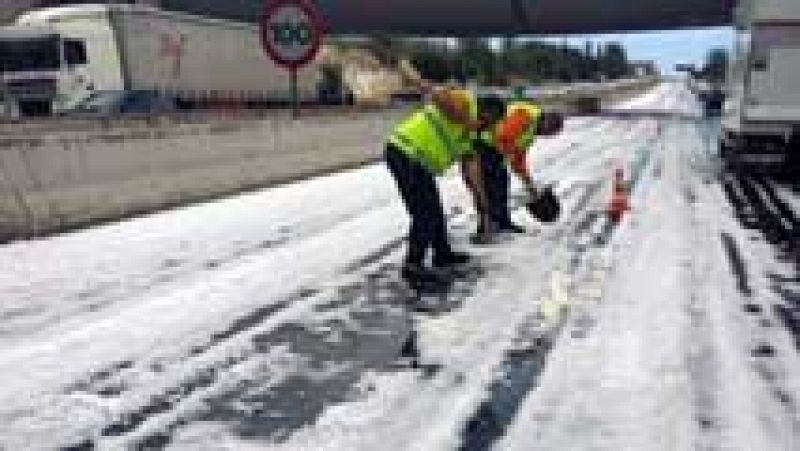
[721,0,800,168]
[0,4,324,117]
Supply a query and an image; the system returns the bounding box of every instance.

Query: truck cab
[0,27,90,117]
[721,0,800,168]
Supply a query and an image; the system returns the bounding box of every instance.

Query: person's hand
[467,118,486,132]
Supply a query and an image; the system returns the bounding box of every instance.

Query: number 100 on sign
[271,21,312,46]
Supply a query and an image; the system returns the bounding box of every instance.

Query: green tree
[457,37,496,83]
[345,36,634,86]
[365,34,402,66]
[598,42,630,80]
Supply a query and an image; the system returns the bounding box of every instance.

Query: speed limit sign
[260,0,324,70]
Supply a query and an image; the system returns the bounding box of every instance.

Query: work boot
[470,230,494,245]
[401,263,451,288]
[470,220,496,245]
[433,250,472,268]
[497,221,526,234]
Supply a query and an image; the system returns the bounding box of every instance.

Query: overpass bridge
[164,0,738,34]
[4,0,738,34]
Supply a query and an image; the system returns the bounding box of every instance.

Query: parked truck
[0,3,324,117]
[721,0,800,168]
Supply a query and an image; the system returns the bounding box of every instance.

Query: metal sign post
[260,0,324,119]
[290,68,299,118]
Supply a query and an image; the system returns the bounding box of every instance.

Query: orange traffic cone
[607,166,630,223]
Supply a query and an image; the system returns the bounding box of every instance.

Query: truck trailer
[721,0,800,169]
[0,3,324,117]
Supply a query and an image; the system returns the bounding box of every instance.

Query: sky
[547,27,735,74]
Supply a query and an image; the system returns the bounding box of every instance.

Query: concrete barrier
[0,108,407,242]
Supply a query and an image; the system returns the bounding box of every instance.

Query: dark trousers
[476,140,512,226]
[385,143,451,266]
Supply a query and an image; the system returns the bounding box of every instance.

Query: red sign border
[260,0,325,70]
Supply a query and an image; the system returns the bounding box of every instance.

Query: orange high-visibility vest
[493,103,541,176]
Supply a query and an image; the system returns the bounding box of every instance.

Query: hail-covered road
[0,83,797,450]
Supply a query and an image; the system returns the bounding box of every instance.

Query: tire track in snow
[64,214,478,448]
[720,232,753,297]
[59,288,324,449]
[457,217,623,450]
[719,173,800,430]
[686,194,724,445]
[722,174,800,347]
[121,263,490,448]
[457,158,634,451]
[459,116,669,451]
[63,287,318,397]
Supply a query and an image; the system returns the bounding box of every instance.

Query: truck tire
[787,137,800,177]
[19,100,52,117]
[719,139,741,173]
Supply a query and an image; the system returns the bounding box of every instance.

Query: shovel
[526,184,561,223]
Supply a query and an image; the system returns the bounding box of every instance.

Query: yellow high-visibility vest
[388,91,478,174]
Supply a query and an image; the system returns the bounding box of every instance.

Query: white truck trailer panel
[747,0,800,22]
[110,7,321,102]
[744,0,800,122]
[747,25,800,122]
[723,0,800,153]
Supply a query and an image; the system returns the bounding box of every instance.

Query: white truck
[0,3,324,117]
[721,0,800,168]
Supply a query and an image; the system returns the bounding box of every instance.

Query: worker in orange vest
[475,96,565,233]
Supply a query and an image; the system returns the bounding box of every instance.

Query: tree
[406,40,454,83]
[343,36,634,86]
[365,34,402,66]
[582,41,597,80]
[458,38,495,83]
[598,42,630,80]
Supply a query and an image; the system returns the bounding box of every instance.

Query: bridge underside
[161,0,737,35]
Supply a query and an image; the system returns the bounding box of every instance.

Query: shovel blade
[526,186,561,223]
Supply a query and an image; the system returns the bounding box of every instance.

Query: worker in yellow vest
[475,96,564,231]
[386,87,493,287]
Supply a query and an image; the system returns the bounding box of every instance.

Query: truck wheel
[19,100,52,117]
[719,140,740,173]
[719,140,731,161]
[787,138,800,178]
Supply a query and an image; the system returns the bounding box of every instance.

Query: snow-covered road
[0,83,797,450]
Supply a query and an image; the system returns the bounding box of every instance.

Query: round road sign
[260,0,324,69]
